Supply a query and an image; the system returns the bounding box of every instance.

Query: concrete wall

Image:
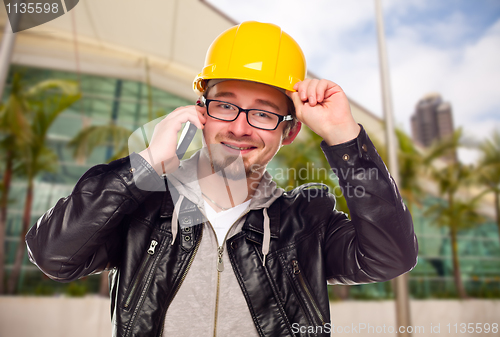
[0,296,110,337]
[0,297,498,336]
[328,300,499,336]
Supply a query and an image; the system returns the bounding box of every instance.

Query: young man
[26,22,418,336]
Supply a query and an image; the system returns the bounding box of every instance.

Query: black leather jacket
[26,126,418,336]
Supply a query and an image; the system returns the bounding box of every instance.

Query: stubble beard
[209,144,250,180]
[205,133,267,181]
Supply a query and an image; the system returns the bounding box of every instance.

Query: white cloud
[386,17,500,163]
[207,0,500,164]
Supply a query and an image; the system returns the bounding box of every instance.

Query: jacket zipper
[211,209,250,337]
[123,239,158,309]
[213,232,224,337]
[124,237,168,337]
[291,260,326,326]
[158,226,203,337]
[213,259,221,337]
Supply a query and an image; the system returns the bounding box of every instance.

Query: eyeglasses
[201,97,292,131]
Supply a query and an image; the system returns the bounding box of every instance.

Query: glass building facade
[2,65,499,298]
[3,65,193,294]
[346,198,500,300]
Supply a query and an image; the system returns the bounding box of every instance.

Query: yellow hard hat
[193,21,306,95]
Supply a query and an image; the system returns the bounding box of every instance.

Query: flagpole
[374,0,412,335]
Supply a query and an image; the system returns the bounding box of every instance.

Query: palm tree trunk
[99,271,110,297]
[7,178,33,294]
[450,223,467,299]
[495,191,500,245]
[448,192,467,299]
[332,284,351,300]
[0,152,13,294]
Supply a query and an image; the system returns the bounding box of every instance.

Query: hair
[283,98,298,138]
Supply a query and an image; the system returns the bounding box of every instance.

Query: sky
[207,0,500,163]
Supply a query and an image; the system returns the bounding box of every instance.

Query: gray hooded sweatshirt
[163,151,283,336]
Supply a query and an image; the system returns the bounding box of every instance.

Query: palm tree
[273,125,350,214]
[423,129,485,299]
[0,73,35,293]
[425,161,485,299]
[68,123,133,162]
[66,80,168,296]
[477,130,500,243]
[5,78,81,294]
[68,61,167,163]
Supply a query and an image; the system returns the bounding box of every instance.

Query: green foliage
[66,85,167,164]
[65,281,89,297]
[67,124,132,163]
[422,129,488,299]
[0,72,81,294]
[476,130,500,242]
[18,272,100,296]
[478,130,500,171]
[425,193,486,231]
[33,283,56,296]
[0,74,34,150]
[395,128,425,209]
[6,75,81,181]
[273,125,349,215]
[346,282,394,300]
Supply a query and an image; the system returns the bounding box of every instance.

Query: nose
[227,111,253,137]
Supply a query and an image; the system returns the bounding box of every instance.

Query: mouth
[223,143,254,150]
[221,142,257,154]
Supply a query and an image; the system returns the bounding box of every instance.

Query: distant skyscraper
[411,93,454,148]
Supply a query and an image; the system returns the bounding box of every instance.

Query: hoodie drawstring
[262,208,270,266]
[171,195,184,245]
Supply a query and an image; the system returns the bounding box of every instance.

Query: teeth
[224,143,252,150]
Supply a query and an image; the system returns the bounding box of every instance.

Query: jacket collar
[243,198,281,240]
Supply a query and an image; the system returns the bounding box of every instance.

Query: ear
[196,97,205,107]
[282,121,301,145]
[195,97,206,114]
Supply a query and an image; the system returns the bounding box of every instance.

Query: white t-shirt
[204,199,251,244]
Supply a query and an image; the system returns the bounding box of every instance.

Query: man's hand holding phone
[138,105,205,176]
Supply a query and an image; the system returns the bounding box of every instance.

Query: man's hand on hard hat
[287,79,360,146]
[138,105,206,176]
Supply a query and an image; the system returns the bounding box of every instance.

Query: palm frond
[67,124,132,161]
[423,128,462,165]
[24,79,80,98]
[476,130,500,190]
[0,75,34,145]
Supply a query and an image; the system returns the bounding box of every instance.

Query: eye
[216,103,236,110]
[252,111,274,120]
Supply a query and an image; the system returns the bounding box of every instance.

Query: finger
[286,90,305,120]
[197,110,207,128]
[186,110,205,130]
[324,81,343,100]
[170,106,205,130]
[296,79,310,101]
[316,80,329,103]
[195,103,208,122]
[306,79,319,106]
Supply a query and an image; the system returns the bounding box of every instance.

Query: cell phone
[176,122,198,160]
